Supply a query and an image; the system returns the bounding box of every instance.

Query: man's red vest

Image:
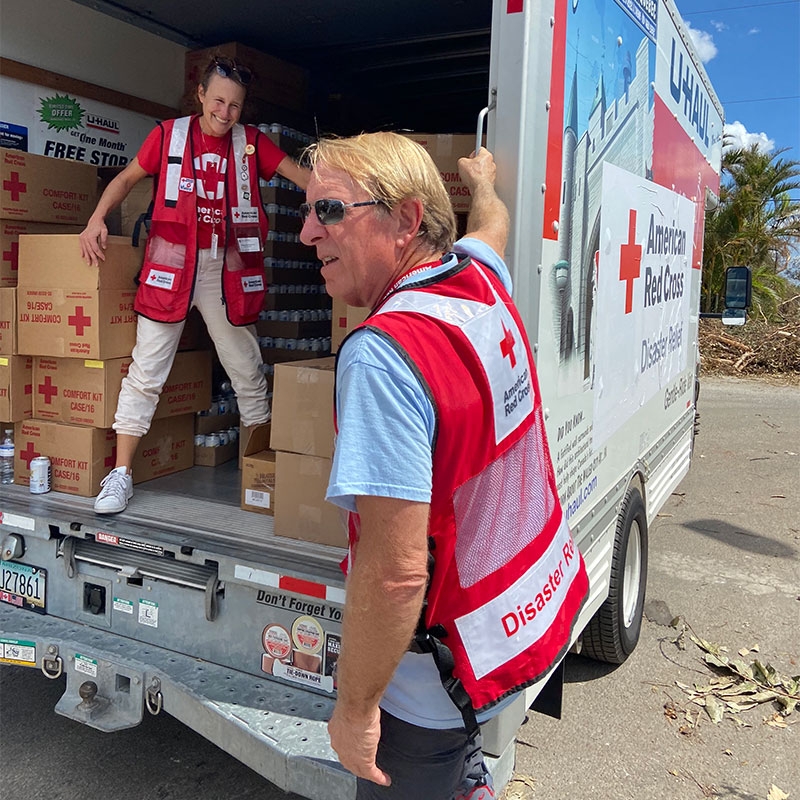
[134,116,269,325]
[341,257,589,717]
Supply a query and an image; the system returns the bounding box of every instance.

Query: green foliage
[703,145,800,320]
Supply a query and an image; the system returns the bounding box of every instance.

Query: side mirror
[721,266,752,326]
[724,266,752,310]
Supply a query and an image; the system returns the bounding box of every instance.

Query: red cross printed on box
[500,321,517,369]
[3,241,19,273]
[68,306,92,336]
[3,171,27,202]
[105,445,117,469]
[24,382,32,396]
[19,440,40,469]
[619,209,641,315]
[38,375,58,405]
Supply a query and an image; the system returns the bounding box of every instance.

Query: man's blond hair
[303,132,457,252]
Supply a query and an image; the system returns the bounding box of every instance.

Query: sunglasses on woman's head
[213,56,252,86]
[299,199,384,225]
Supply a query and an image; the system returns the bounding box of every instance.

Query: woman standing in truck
[79,55,309,514]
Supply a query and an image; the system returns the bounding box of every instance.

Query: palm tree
[703,145,800,320]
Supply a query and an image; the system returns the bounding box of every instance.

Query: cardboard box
[2,221,84,287]
[154,350,212,419]
[132,414,195,483]
[0,355,32,422]
[270,357,335,457]
[194,440,237,466]
[17,234,142,289]
[274,452,345,547]
[13,414,194,495]
[103,177,153,238]
[401,133,478,212]
[1,148,97,224]
[0,287,15,355]
[241,448,276,515]
[195,412,240,436]
[17,287,137,359]
[32,350,212,427]
[13,418,114,495]
[331,298,369,353]
[185,43,309,114]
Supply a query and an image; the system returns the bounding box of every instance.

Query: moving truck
[1,1,733,796]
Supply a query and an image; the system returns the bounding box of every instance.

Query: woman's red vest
[134,116,269,325]
[340,257,589,721]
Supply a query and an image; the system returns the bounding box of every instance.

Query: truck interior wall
[1,0,185,111]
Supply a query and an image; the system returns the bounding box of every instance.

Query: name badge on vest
[179,177,194,192]
[232,207,262,254]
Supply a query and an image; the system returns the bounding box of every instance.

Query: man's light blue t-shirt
[327,237,515,729]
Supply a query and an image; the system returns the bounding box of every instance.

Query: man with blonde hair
[300,133,587,799]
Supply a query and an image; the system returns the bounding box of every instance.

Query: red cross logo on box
[38,375,58,405]
[105,445,117,469]
[68,306,92,336]
[619,209,641,315]
[2,241,18,273]
[19,440,40,469]
[500,322,517,369]
[3,171,27,202]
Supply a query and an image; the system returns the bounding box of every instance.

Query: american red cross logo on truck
[619,209,641,314]
[38,375,58,404]
[19,440,40,469]
[68,306,92,336]
[3,171,27,202]
[500,322,517,369]
[3,241,18,272]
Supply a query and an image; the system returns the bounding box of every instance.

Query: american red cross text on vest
[500,322,517,369]
[68,306,92,336]
[3,241,18,272]
[619,209,642,315]
[3,172,27,202]
[19,441,40,469]
[38,375,58,404]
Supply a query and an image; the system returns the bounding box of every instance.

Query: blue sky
[675,0,800,159]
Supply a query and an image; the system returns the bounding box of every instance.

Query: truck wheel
[582,487,648,664]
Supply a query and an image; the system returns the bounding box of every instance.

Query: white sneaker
[94,467,133,514]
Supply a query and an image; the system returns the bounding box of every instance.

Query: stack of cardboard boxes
[1,148,98,443]
[10,233,212,496]
[260,357,345,547]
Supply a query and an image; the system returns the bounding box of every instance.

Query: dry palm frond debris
[667,621,799,728]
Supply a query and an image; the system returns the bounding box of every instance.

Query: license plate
[0,560,47,614]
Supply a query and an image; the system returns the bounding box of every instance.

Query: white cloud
[710,19,727,32]
[748,27,760,34]
[685,22,718,63]
[723,121,775,153]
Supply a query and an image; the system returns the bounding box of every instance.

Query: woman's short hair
[303,132,457,253]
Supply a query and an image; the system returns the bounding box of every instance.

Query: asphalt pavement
[1,376,798,800]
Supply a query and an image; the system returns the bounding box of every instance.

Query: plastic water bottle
[0,429,14,485]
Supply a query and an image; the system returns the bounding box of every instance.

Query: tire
[582,486,648,664]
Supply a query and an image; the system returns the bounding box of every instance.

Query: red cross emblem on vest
[38,375,58,405]
[3,171,27,202]
[619,209,641,315]
[500,321,517,369]
[68,306,92,336]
